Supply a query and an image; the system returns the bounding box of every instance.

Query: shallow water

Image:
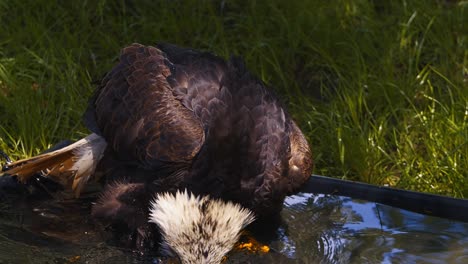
[0,193,466,264]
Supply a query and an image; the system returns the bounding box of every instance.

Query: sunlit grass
[0,0,466,197]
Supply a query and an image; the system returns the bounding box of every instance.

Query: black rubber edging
[300,175,468,223]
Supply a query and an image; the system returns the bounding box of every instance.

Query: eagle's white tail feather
[70,133,107,195]
[2,133,107,196]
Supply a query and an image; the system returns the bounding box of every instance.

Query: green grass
[0,0,466,197]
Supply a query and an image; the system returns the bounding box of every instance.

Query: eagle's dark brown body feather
[87,43,312,223]
[3,43,312,250]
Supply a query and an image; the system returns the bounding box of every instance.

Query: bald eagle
[2,43,312,259]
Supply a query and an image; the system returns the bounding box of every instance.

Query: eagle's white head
[149,190,255,264]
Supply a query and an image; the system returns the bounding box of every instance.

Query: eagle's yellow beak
[235,232,270,253]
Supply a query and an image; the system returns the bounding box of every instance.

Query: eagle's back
[85,44,226,170]
[86,43,312,216]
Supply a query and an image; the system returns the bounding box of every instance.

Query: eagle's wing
[182,58,299,213]
[156,42,228,129]
[85,43,227,169]
[286,120,313,194]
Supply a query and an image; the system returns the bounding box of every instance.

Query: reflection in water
[0,193,466,263]
[278,193,468,264]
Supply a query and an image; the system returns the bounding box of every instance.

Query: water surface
[0,193,466,263]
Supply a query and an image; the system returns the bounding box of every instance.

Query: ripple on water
[1,193,467,263]
[279,193,468,264]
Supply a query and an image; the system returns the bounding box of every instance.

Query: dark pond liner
[302,175,468,223]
